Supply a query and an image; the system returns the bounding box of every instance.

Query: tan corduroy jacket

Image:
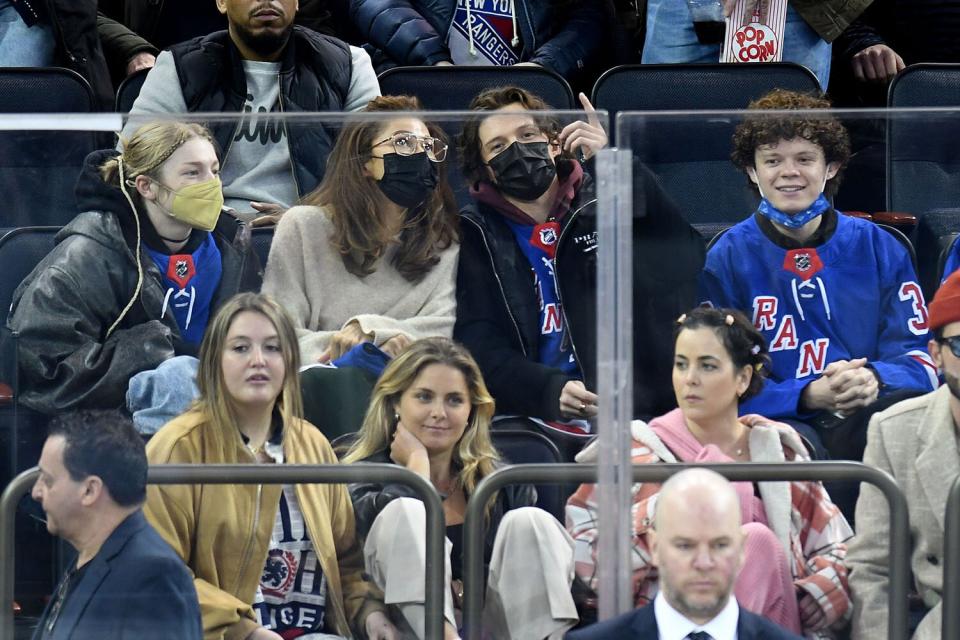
[145,411,386,640]
[848,385,957,640]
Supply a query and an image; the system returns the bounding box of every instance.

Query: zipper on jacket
[276,77,303,198]
[463,216,527,355]
[552,197,597,374]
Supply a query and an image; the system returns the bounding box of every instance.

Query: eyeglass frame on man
[371,132,448,163]
[938,334,960,358]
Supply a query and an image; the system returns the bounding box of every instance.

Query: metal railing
[462,461,909,640]
[943,475,960,640]
[1,463,445,639]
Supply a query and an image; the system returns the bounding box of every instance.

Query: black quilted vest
[169,27,352,197]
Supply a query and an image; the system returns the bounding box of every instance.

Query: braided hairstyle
[675,307,770,402]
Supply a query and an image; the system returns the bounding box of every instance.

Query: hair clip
[750,344,761,355]
[754,363,764,373]
[725,314,735,326]
[676,313,687,324]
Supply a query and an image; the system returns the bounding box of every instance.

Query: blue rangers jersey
[701,213,938,420]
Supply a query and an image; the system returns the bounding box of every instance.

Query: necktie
[686,633,714,640]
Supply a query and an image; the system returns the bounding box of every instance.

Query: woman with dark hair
[567,307,853,638]
[262,95,459,364]
[343,337,577,640]
[144,292,397,640]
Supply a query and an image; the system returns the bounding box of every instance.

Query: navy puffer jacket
[349,0,608,81]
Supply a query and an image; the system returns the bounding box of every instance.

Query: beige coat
[145,411,385,640]
[848,385,958,640]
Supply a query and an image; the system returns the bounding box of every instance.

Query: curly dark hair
[730,89,851,197]
[674,307,770,403]
[458,86,563,187]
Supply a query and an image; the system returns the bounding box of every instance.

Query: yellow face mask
[154,177,224,232]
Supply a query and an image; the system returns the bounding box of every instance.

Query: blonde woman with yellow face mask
[9,120,262,428]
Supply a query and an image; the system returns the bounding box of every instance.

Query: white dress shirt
[654,592,740,640]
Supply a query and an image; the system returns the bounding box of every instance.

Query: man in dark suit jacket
[30,410,201,640]
[567,468,802,640]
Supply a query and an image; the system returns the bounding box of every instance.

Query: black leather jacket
[454,161,705,422]
[8,149,262,414]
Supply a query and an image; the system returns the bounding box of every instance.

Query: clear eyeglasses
[372,132,448,163]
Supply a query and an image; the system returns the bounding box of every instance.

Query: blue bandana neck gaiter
[756,192,831,229]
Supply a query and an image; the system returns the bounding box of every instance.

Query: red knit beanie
[929,270,960,332]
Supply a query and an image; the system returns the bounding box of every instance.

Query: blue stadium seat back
[490,429,564,520]
[0,68,101,227]
[0,227,60,328]
[377,65,577,111]
[887,64,960,217]
[594,63,820,226]
[115,67,150,113]
[378,65,576,209]
[938,230,960,285]
[251,226,274,269]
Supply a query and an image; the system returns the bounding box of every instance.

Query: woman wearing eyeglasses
[262,95,459,364]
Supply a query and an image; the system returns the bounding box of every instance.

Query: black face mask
[486,140,557,201]
[376,152,439,209]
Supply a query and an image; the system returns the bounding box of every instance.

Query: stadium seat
[251,226,274,269]
[887,64,960,294]
[378,65,576,111]
[0,68,102,228]
[0,227,59,483]
[378,65,577,202]
[488,429,565,520]
[592,63,820,235]
[0,227,60,621]
[115,67,150,113]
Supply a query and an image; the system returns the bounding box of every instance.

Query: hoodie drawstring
[466,0,519,55]
[107,158,144,340]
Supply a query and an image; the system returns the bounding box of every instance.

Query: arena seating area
[3,59,960,640]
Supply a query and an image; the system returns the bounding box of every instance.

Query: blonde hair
[344,338,498,499]
[98,121,218,339]
[191,293,303,459]
[101,121,216,194]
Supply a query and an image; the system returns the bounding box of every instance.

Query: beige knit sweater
[262,205,459,363]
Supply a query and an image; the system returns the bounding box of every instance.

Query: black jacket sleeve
[527,0,609,83]
[349,0,451,66]
[8,237,175,414]
[454,223,573,422]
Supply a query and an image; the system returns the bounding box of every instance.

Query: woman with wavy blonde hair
[344,337,577,640]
